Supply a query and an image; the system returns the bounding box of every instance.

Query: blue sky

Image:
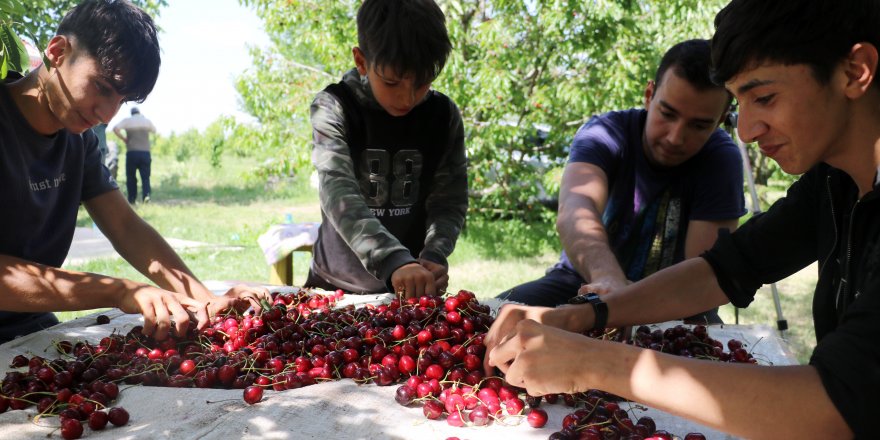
[108,0,270,135]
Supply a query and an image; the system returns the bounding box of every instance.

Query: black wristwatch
[568,292,608,331]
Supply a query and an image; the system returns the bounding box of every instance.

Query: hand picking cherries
[1,289,494,438]
[1,288,751,439]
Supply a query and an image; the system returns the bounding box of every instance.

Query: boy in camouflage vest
[307,0,468,298]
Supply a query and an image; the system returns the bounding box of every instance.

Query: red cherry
[395,385,416,406]
[469,405,490,426]
[398,355,416,375]
[446,411,465,427]
[10,354,28,368]
[342,348,359,363]
[218,364,238,385]
[267,357,285,375]
[416,382,434,398]
[732,347,751,362]
[504,397,525,415]
[637,416,657,433]
[477,387,499,404]
[108,407,130,426]
[425,364,445,380]
[60,418,84,439]
[55,388,73,403]
[381,354,399,370]
[651,430,674,440]
[416,329,433,345]
[392,325,406,341]
[444,297,460,312]
[423,400,445,420]
[444,394,465,413]
[527,408,548,428]
[255,376,272,388]
[462,354,481,372]
[179,359,197,376]
[484,377,503,391]
[498,386,518,401]
[88,411,109,430]
[147,348,164,361]
[36,367,55,383]
[243,386,263,405]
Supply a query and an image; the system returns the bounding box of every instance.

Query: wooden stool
[269,244,313,286]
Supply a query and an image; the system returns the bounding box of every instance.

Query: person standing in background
[113,107,155,203]
[106,139,119,181]
[91,122,109,170]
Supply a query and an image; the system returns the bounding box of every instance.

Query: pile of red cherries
[0,289,753,439]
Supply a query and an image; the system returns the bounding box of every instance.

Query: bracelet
[568,292,608,331]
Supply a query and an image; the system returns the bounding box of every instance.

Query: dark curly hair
[57,0,160,103]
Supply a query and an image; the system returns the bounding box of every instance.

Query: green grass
[65,153,818,364]
[718,265,818,364]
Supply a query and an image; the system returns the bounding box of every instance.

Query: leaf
[1,48,8,79]
[0,23,28,73]
[0,0,27,15]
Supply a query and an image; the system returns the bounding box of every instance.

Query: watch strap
[569,292,608,331]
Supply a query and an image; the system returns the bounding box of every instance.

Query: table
[0,294,798,440]
[257,223,319,286]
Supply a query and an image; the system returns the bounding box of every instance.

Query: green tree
[0,0,30,78]
[1,0,167,79]
[235,0,798,250]
[236,1,728,219]
[6,0,167,47]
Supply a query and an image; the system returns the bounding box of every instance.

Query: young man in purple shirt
[499,39,745,323]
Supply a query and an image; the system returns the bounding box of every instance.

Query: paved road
[65,226,237,266]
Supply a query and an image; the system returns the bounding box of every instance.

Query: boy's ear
[843,42,878,99]
[643,80,656,109]
[44,35,71,68]
[353,47,368,76]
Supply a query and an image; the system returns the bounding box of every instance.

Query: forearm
[316,169,413,274]
[422,214,464,263]
[111,220,212,301]
[560,220,625,283]
[0,254,136,312]
[112,129,126,144]
[593,341,850,439]
[557,258,730,332]
[557,194,626,285]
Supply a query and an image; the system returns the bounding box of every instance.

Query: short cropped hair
[711,0,880,89]
[655,39,721,92]
[57,0,161,103]
[356,0,451,88]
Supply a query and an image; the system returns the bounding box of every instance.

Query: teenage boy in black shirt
[0,0,267,343]
[484,1,880,438]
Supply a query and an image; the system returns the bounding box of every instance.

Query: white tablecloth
[0,297,797,440]
[257,223,319,265]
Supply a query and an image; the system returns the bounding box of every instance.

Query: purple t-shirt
[558,109,745,281]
